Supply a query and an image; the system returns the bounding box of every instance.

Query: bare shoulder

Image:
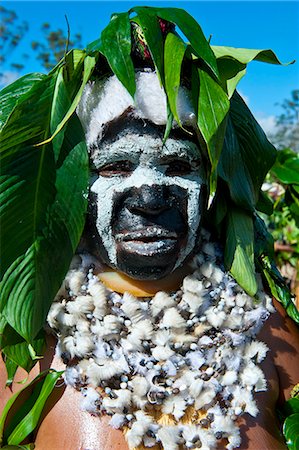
[258,298,299,402]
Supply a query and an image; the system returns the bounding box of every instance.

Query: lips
[115,227,178,242]
[115,227,179,256]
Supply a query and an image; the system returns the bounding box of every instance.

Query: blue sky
[1,1,299,134]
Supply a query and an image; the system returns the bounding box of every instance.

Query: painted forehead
[90,123,201,168]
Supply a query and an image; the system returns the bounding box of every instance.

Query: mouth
[115,228,179,256]
[115,228,178,242]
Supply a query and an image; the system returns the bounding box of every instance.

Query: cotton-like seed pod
[244,340,269,363]
[102,389,132,413]
[151,291,176,317]
[227,431,242,450]
[131,376,149,407]
[162,395,187,420]
[200,262,214,279]
[185,351,205,370]
[161,308,186,329]
[210,266,224,285]
[182,291,205,313]
[47,302,65,329]
[129,319,153,341]
[80,387,100,414]
[183,275,204,294]
[126,411,152,448]
[157,426,180,450]
[88,282,108,317]
[151,345,174,361]
[221,370,238,386]
[194,387,215,409]
[206,308,226,329]
[64,332,93,358]
[86,359,120,384]
[76,319,90,334]
[194,323,212,337]
[109,413,126,429]
[121,292,143,323]
[152,330,172,346]
[240,364,266,390]
[189,378,204,398]
[67,270,86,295]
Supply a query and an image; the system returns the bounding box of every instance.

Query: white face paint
[90,126,206,275]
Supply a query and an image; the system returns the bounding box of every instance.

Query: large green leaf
[0,74,89,343]
[96,12,135,97]
[212,46,292,98]
[212,46,293,65]
[0,74,45,131]
[218,116,256,211]
[0,370,62,446]
[197,68,230,174]
[283,413,299,450]
[218,92,276,210]
[153,7,219,78]
[164,32,188,126]
[225,207,257,296]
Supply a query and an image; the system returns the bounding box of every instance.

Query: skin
[0,120,298,449]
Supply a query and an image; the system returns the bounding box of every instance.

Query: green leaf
[261,256,299,324]
[225,207,257,296]
[272,157,299,185]
[0,74,88,343]
[216,58,247,98]
[0,370,62,446]
[219,92,276,210]
[4,358,18,387]
[131,7,164,81]
[256,190,274,215]
[218,116,255,211]
[212,46,294,65]
[254,214,275,259]
[164,32,188,126]
[1,323,45,373]
[154,7,219,78]
[0,73,45,131]
[283,413,299,450]
[40,54,96,146]
[163,103,174,144]
[212,46,293,99]
[98,12,135,97]
[197,69,229,174]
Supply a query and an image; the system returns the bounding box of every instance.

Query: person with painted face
[0,8,299,450]
[29,72,298,449]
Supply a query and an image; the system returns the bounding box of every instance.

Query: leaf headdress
[0,6,297,378]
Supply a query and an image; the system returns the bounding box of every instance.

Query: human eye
[164,159,193,176]
[98,160,134,177]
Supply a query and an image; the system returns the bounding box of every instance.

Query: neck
[97,264,192,297]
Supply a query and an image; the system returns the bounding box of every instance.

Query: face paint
[89,123,206,279]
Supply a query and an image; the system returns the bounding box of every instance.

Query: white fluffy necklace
[47,230,274,450]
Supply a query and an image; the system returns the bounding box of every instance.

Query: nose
[127,185,170,216]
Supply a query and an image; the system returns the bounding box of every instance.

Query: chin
[115,240,180,280]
